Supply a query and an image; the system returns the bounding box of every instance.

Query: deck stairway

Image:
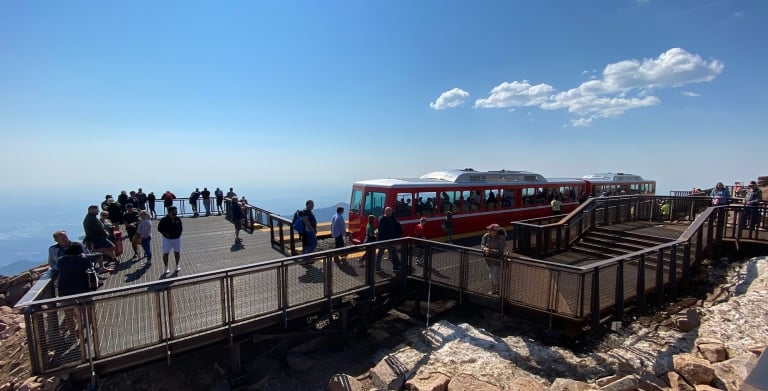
[543,226,685,267]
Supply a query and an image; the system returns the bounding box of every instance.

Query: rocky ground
[2,249,767,390]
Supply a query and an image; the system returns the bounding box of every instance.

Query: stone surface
[405,371,450,391]
[598,375,639,391]
[370,354,408,391]
[696,338,727,363]
[327,373,363,391]
[673,354,716,386]
[509,375,547,391]
[665,371,695,391]
[550,378,598,390]
[446,373,501,391]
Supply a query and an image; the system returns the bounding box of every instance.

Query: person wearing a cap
[481,223,506,295]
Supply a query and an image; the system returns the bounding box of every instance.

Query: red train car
[347,169,655,243]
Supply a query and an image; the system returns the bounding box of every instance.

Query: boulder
[550,378,597,391]
[712,353,759,391]
[509,375,547,391]
[327,373,363,391]
[370,354,408,391]
[665,371,695,391]
[674,309,701,332]
[404,371,450,391]
[446,373,500,391]
[598,375,639,391]
[696,338,727,363]
[673,354,715,386]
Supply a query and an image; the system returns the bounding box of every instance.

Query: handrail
[15,196,768,378]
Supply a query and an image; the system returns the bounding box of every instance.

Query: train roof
[582,172,649,182]
[353,169,582,188]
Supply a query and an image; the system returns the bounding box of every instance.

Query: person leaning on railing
[741,181,763,230]
[711,182,730,206]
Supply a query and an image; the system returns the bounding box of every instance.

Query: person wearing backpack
[301,200,318,253]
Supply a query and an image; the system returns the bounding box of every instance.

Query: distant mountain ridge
[284,202,349,223]
[0,260,43,278]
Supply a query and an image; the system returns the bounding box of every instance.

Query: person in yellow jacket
[551,197,562,215]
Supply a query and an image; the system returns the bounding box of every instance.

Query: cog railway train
[347,169,656,243]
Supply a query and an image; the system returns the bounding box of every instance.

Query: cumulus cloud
[473,81,555,109]
[429,88,470,110]
[468,48,723,126]
[681,91,700,97]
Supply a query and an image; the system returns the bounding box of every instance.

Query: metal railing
[14,241,409,377]
[14,195,768,377]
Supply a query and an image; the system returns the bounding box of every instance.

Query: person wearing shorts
[158,206,183,275]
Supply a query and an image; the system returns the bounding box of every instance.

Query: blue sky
[1,0,767,199]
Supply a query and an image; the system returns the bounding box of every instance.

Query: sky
[2,0,767,199]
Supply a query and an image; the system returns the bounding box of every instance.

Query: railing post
[636,254,646,313]
[681,242,691,290]
[590,267,601,335]
[669,245,677,298]
[614,260,624,321]
[655,250,665,306]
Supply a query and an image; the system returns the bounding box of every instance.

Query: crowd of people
[47,186,248,299]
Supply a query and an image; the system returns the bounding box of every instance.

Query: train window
[522,187,535,205]
[395,192,412,217]
[363,191,386,218]
[500,188,515,208]
[484,189,498,209]
[535,188,548,205]
[415,191,437,216]
[439,191,456,213]
[467,190,482,210]
[458,190,472,211]
[559,186,578,202]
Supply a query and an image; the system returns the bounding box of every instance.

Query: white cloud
[429,88,470,110]
[469,48,723,126]
[681,91,701,97]
[473,81,555,109]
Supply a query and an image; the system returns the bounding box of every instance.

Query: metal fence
[14,195,768,377]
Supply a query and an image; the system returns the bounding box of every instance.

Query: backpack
[291,210,305,233]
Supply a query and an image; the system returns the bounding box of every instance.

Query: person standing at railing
[301,200,318,253]
[158,206,183,275]
[189,188,201,217]
[161,190,176,215]
[147,191,157,220]
[201,187,211,216]
[551,197,562,215]
[711,182,730,206]
[231,196,244,243]
[331,206,347,263]
[136,188,148,210]
[481,223,506,296]
[742,181,763,230]
[215,187,224,216]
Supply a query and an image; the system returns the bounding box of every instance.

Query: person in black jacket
[158,206,183,275]
[375,207,402,272]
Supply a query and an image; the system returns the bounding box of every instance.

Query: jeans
[376,244,400,271]
[304,231,317,253]
[141,238,152,262]
[741,206,761,230]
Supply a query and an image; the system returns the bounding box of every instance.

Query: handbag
[86,267,99,290]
